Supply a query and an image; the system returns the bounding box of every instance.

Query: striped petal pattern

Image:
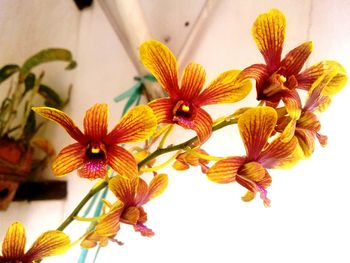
[140,40,179,98]
[1,222,26,259]
[207,157,245,184]
[52,143,85,176]
[252,9,286,71]
[24,231,70,262]
[107,145,138,178]
[195,70,252,106]
[180,63,206,100]
[238,107,277,160]
[32,107,86,144]
[83,103,108,140]
[280,41,313,76]
[148,98,174,124]
[105,105,157,145]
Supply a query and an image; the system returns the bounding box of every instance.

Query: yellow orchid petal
[321,61,347,96]
[259,137,302,169]
[24,230,70,261]
[295,129,316,159]
[83,103,108,140]
[105,105,157,145]
[191,107,213,144]
[297,61,325,90]
[280,119,297,143]
[252,9,286,70]
[195,70,252,106]
[134,178,149,205]
[121,207,140,225]
[95,201,124,237]
[148,98,174,125]
[238,106,277,159]
[232,107,253,119]
[140,40,179,97]
[52,143,85,177]
[2,222,26,259]
[207,157,245,184]
[241,191,256,202]
[238,162,266,181]
[32,107,85,144]
[281,41,313,76]
[180,63,206,100]
[172,159,190,171]
[109,176,137,205]
[148,173,168,200]
[107,145,138,178]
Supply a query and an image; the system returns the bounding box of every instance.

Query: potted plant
[0,48,76,210]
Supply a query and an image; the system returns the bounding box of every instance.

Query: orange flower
[207,107,302,206]
[241,9,326,127]
[173,148,210,173]
[277,64,347,158]
[81,174,168,248]
[32,104,157,179]
[0,222,70,262]
[140,40,251,143]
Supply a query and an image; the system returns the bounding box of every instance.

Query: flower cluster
[1,8,347,262]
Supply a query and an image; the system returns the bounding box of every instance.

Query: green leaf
[143,74,157,82]
[38,84,63,108]
[23,73,36,96]
[0,64,20,84]
[20,48,76,80]
[122,85,143,116]
[23,110,36,139]
[114,82,142,103]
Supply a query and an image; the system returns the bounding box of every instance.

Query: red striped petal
[148,98,174,124]
[107,145,138,177]
[1,222,26,259]
[105,105,157,145]
[191,107,213,144]
[280,41,313,76]
[240,64,269,93]
[238,107,277,160]
[52,143,85,177]
[258,137,301,169]
[140,40,180,98]
[180,63,206,100]
[83,104,108,140]
[24,230,70,261]
[207,157,245,184]
[252,9,286,71]
[195,70,251,106]
[109,176,137,206]
[296,62,325,90]
[32,107,86,144]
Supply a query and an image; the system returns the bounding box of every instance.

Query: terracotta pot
[0,138,33,210]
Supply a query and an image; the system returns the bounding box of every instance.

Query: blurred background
[0,0,350,262]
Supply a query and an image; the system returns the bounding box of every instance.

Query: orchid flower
[140,40,251,143]
[0,222,69,263]
[241,9,328,140]
[207,107,302,206]
[81,174,168,248]
[33,104,157,179]
[277,62,347,158]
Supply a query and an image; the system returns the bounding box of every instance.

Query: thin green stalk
[56,117,238,232]
[57,181,108,231]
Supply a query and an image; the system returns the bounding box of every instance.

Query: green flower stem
[57,181,108,231]
[56,117,238,232]
[138,117,238,168]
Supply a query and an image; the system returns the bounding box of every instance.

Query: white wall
[1,0,350,262]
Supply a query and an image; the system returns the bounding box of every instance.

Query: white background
[1,0,350,262]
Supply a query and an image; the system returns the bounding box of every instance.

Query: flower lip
[85,141,106,160]
[172,100,194,120]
